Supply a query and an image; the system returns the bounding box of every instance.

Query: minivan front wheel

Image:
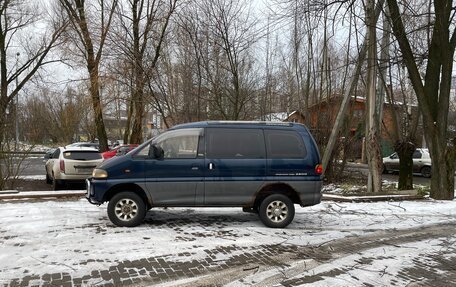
[259,194,295,228]
[108,192,146,227]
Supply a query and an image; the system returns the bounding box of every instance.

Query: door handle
[208,163,214,170]
[191,166,199,170]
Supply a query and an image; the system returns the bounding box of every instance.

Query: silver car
[382,148,432,177]
[45,147,103,190]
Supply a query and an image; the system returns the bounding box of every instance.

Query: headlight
[92,169,108,179]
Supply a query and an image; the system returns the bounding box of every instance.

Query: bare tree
[0,0,65,144]
[200,0,259,120]
[59,0,119,151]
[382,66,421,189]
[387,0,456,199]
[0,0,65,189]
[110,0,177,144]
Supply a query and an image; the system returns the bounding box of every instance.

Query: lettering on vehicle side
[275,173,308,176]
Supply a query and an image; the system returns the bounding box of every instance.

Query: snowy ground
[1,197,456,286]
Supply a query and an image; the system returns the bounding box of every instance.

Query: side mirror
[149,145,164,159]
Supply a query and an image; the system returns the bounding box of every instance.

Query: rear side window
[63,151,102,160]
[206,128,265,159]
[412,150,422,159]
[52,149,61,159]
[265,130,306,158]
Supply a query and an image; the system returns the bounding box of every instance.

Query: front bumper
[85,178,103,205]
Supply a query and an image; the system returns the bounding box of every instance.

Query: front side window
[155,128,203,159]
[206,128,265,159]
[265,130,306,159]
[134,129,202,159]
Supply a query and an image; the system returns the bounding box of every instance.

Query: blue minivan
[86,121,322,228]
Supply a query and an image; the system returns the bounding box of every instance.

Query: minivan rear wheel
[259,194,295,228]
[108,192,146,227]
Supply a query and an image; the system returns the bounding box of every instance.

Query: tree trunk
[386,0,455,200]
[88,63,108,152]
[428,133,455,200]
[123,96,134,143]
[395,141,414,190]
[130,99,144,143]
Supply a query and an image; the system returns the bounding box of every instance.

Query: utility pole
[365,0,382,193]
[15,52,20,145]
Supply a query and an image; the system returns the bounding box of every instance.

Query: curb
[0,191,86,201]
[322,193,425,202]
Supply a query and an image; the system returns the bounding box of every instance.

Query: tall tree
[201,0,259,120]
[0,0,65,143]
[387,0,456,199]
[59,0,118,151]
[112,0,177,144]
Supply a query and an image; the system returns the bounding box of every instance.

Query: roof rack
[206,121,294,127]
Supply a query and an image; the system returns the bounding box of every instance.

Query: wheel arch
[103,183,151,209]
[254,183,300,208]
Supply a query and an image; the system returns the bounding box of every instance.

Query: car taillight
[315,164,323,175]
[60,160,65,173]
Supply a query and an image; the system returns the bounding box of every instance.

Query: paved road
[346,162,433,186]
[0,156,46,177]
[19,157,46,176]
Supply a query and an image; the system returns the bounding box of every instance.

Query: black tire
[108,192,146,227]
[421,166,431,178]
[382,164,388,174]
[45,172,52,184]
[259,194,295,228]
[52,175,62,190]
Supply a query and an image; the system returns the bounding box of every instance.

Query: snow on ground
[0,197,456,286]
[15,175,46,180]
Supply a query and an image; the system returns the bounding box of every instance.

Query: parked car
[86,121,323,228]
[101,144,139,160]
[111,140,124,149]
[66,142,100,151]
[382,148,432,178]
[45,146,103,190]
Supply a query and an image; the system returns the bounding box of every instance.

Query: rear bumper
[298,180,322,207]
[55,173,92,181]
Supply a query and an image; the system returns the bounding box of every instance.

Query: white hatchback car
[45,147,103,190]
[382,148,432,178]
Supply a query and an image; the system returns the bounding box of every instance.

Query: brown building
[306,95,421,158]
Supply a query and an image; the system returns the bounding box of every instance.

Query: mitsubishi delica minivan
[86,121,323,228]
